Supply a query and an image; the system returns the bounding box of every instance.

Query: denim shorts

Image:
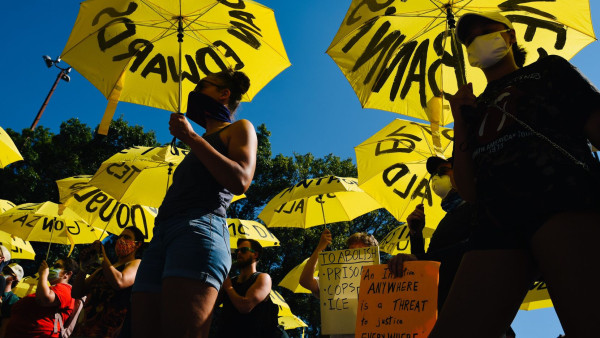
[132,209,231,293]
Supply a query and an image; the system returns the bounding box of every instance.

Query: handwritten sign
[318,246,380,335]
[356,262,440,338]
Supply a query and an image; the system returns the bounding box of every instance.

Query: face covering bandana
[186,91,232,128]
[48,268,62,281]
[467,30,511,69]
[431,175,453,199]
[115,238,137,257]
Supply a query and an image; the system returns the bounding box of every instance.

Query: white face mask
[467,30,511,69]
[431,175,453,199]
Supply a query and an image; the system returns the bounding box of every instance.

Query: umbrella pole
[46,225,55,260]
[445,5,467,87]
[319,195,328,229]
[169,15,186,156]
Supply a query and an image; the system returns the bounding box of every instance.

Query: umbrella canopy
[327,1,596,126]
[13,274,42,298]
[0,199,16,214]
[0,231,36,260]
[258,176,383,228]
[88,145,188,208]
[278,315,308,330]
[61,0,290,134]
[355,118,453,229]
[0,127,23,168]
[520,281,553,311]
[57,175,158,241]
[278,257,317,294]
[0,202,98,245]
[227,219,279,248]
[379,223,434,255]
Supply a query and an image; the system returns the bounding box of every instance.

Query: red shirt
[5,283,74,338]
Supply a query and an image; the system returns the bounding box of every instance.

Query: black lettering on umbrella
[218,0,246,9]
[74,188,101,203]
[68,182,91,194]
[68,221,82,235]
[411,178,433,206]
[274,200,305,214]
[372,40,417,96]
[400,38,428,108]
[116,204,131,228]
[227,10,263,50]
[97,18,137,52]
[98,198,119,222]
[499,0,557,21]
[382,164,433,206]
[506,14,566,50]
[42,218,56,232]
[409,122,454,141]
[106,163,142,184]
[141,53,168,83]
[350,21,406,84]
[168,55,200,83]
[214,40,245,70]
[92,2,138,26]
[252,224,268,238]
[86,191,109,213]
[131,205,150,239]
[429,30,466,99]
[196,47,228,75]
[116,39,153,69]
[12,215,27,227]
[140,147,157,155]
[346,0,395,26]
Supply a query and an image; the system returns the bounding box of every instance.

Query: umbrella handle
[46,225,55,260]
[169,137,180,155]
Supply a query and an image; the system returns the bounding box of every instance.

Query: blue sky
[3,1,600,336]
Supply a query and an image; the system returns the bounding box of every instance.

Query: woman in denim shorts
[131,69,257,338]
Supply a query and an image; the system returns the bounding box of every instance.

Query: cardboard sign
[318,246,380,335]
[356,262,440,338]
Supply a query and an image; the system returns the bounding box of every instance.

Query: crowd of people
[1,10,599,337]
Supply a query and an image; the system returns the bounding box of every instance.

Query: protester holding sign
[430,12,600,337]
[131,70,258,338]
[216,239,285,338]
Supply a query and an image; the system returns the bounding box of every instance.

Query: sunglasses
[196,79,226,91]
[235,247,256,254]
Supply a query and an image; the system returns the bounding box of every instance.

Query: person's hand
[406,204,425,234]
[92,240,107,258]
[169,113,196,142]
[387,254,418,278]
[449,83,477,123]
[315,229,332,252]
[38,260,49,280]
[222,277,232,291]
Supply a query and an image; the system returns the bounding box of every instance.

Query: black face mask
[186,91,232,128]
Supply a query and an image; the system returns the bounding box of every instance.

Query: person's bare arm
[222,274,272,314]
[35,261,59,307]
[169,115,257,195]
[300,229,331,298]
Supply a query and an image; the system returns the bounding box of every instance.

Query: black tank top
[156,125,234,221]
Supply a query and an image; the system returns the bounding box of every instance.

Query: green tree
[0,116,159,275]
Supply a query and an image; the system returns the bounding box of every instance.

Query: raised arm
[169,115,257,195]
[35,261,59,307]
[222,274,272,314]
[300,229,332,298]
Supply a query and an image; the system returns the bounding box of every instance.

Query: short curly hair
[346,232,378,248]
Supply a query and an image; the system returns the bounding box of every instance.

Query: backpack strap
[53,313,64,335]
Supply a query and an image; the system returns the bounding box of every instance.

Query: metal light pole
[30,56,72,130]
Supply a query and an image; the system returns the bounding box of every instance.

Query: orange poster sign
[356,262,440,338]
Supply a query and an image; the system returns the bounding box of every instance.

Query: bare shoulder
[228,119,256,134]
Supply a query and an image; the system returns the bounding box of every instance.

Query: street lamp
[30,55,72,130]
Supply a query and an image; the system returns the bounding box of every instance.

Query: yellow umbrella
[61,0,290,134]
[520,281,553,311]
[0,202,98,246]
[0,231,36,260]
[327,1,596,126]
[258,176,383,228]
[57,175,157,241]
[88,145,188,208]
[227,219,279,248]
[0,126,23,168]
[13,274,45,298]
[270,290,294,317]
[278,315,308,330]
[355,118,453,231]
[278,258,317,294]
[379,223,434,255]
[0,199,16,213]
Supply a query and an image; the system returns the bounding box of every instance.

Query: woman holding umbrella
[131,69,257,338]
[431,12,600,337]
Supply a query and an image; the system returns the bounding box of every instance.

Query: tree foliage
[0,119,400,337]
